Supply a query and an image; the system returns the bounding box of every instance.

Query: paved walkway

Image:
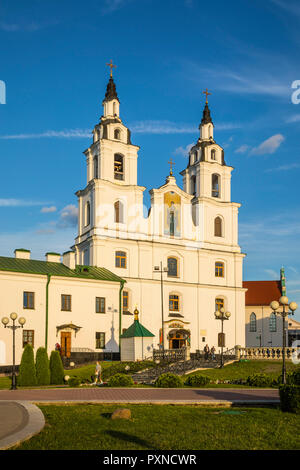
[0,387,280,449]
[0,401,45,450]
[0,387,279,404]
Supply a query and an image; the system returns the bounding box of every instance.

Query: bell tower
[74,63,143,266]
[181,92,233,203]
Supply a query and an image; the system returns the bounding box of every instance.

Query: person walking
[204,344,210,360]
[211,346,216,360]
[94,361,103,385]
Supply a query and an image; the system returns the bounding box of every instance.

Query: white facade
[74,76,246,354]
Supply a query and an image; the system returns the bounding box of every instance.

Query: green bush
[35,347,50,385]
[102,361,155,381]
[18,344,37,386]
[185,374,210,386]
[108,373,134,387]
[155,373,183,388]
[279,385,300,413]
[246,373,273,387]
[67,376,81,387]
[291,368,300,386]
[49,351,65,385]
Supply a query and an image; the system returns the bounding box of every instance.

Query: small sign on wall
[218,332,225,348]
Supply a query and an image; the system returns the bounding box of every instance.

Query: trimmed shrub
[246,373,273,387]
[18,344,37,386]
[291,368,300,386]
[108,373,134,387]
[185,374,210,387]
[35,347,50,385]
[279,385,300,413]
[49,351,64,385]
[68,376,81,387]
[155,373,183,388]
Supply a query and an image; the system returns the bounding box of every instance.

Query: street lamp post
[154,262,168,359]
[214,308,231,368]
[1,313,26,390]
[270,296,298,384]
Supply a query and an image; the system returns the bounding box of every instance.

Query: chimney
[14,249,31,260]
[45,252,61,263]
[62,251,76,270]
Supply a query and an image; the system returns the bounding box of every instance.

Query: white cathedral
[0,70,246,366]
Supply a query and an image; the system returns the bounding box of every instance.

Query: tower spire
[103,60,119,103]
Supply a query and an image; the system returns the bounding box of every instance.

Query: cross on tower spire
[106,59,117,78]
[168,158,175,176]
[203,88,211,104]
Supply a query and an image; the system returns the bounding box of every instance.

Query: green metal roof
[0,256,124,283]
[120,320,155,338]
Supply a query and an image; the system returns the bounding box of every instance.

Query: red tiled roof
[243,280,282,306]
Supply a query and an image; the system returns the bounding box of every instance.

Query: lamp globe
[1,317,9,326]
[289,302,298,312]
[279,296,289,305]
[10,312,18,321]
[270,301,279,311]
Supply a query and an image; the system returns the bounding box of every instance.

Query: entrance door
[61,332,71,357]
[169,333,186,349]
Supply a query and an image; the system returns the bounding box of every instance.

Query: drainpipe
[45,274,52,351]
[119,280,125,358]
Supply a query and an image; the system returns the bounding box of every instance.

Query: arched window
[250,312,257,332]
[93,156,98,179]
[212,174,220,198]
[214,217,222,237]
[191,175,196,196]
[168,257,178,277]
[115,251,126,268]
[85,201,90,226]
[269,313,277,332]
[215,261,224,277]
[114,154,124,180]
[169,294,179,312]
[211,149,216,161]
[114,128,121,140]
[114,201,124,223]
[215,298,224,312]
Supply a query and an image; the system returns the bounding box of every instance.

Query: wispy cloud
[174,143,193,157]
[0,199,49,207]
[286,114,300,123]
[185,60,291,99]
[265,162,300,173]
[130,120,241,134]
[235,144,250,154]
[101,0,132,15]
[0,20,59,32]
[57,204,78,229]
[41,206,57,213]
[250,134,285,155]
[0,129,91,140]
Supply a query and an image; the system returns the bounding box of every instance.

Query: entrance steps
[132,357,233,384]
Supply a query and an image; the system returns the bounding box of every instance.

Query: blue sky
[0,0,300,318]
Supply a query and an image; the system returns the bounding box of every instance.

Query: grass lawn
[12,404,300,450]
[184,360,299,383]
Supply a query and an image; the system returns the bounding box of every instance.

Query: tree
[35,347,50,385]
[49,350,64,385]
[18,344,37,386]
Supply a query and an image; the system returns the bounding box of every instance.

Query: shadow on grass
[104,430,154,449]
[101,413,112,419]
